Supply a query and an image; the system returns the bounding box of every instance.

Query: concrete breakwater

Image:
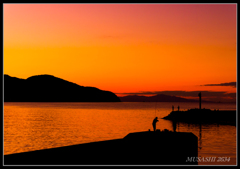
[4,131,198,165]
[163,109,236,126]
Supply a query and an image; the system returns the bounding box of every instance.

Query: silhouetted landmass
[4,131,198,165]
[4,74,120,102]
[119,94,200,102]
[163,109,236,126]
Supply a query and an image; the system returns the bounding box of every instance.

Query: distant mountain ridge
[4,74,120,102]
[119,94,199,102]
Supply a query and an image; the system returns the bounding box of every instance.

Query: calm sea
[4,102,237,165]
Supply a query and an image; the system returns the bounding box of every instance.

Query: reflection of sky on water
[4,102,236,165]
[173,121,236,165]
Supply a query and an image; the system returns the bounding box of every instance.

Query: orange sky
[3,4,237,96]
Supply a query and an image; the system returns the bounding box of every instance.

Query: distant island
[4,74,121,102]
[119,94,202,102]
[4,74,227,103]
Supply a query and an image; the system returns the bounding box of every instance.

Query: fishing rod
[155,95,159,117]
[155,101,157,117]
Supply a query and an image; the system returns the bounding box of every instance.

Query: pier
[163,109,236,126]
[164,92,236,126]
[4,131,198,165]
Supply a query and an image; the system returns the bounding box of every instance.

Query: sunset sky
[3,4,237,101]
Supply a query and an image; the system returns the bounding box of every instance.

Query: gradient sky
[3,4,237,99]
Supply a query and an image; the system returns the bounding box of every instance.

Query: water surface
[4,102,236,165]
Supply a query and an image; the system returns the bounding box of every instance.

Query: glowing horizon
[3,4,237,97]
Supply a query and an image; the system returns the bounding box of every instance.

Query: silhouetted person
[152,117,159,131]
[172,105,174,111]
[178,106,180,111]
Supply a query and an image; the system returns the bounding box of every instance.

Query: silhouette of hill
[119,94,199,102]
[4,74,120,102]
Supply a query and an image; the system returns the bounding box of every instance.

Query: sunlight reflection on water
[4,102,236,165]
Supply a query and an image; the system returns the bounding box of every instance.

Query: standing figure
[152,117,159,131]
[172,105,174,111]
[178,105,180,111]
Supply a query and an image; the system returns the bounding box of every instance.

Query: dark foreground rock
[4,131,198,165]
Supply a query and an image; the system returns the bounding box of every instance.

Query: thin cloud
[201,82,236,88]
